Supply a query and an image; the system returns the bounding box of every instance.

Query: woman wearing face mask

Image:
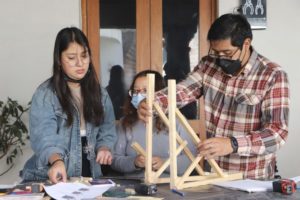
[111,70,197,177]
[21,27,116,183]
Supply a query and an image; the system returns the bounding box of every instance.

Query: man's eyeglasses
[208,48,240,60]
[128,88,147,96]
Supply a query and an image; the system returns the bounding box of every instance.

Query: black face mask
[63,68,91,83]
[216,58,242,76]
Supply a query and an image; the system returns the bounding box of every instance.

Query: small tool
[171,189,185,197]
[134,183,157,195]
[273,179,297,195]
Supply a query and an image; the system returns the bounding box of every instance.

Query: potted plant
[0,98,30,176]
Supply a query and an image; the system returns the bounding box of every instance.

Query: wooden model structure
[131,74,242,189]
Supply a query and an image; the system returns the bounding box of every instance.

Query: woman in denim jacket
[21,27,116,183]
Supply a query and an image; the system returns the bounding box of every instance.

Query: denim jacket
[21,79,117,181]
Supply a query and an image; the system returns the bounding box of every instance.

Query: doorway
[81,0,217,134]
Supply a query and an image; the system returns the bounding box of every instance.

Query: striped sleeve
[155,65,204,112]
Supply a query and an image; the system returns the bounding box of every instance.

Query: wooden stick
[175,108,200,144]
[131,142,146,156]
[176,156,202,188]
[145,74,155,184]
[207,159,226,178]
[179,173,243,189]
[132,141,188,180]
[153,102,205,176]
[154,140,187,179]
[152,177,171,184]
[176,107,226,178]
[168,79,177,189]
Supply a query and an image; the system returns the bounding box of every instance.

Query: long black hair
[51,27,103,126]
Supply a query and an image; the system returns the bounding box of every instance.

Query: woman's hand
[152,156,164,171]
[48,160,67,184]
[134,155,164,171]
[96,147,113,165]
[134,155,145,168]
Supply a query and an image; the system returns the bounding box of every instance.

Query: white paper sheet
[44,182,114,199]
[213,179,273,193]
[291,176,300,183]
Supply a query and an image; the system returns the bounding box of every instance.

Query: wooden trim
[197,0,218,141]
[87,0,100,79]
[136,0,151,72]
[199,0,217,58]
[81,0,87,35]
[81,0,100,79]
[150,0,163,73]
[145,73,155,183]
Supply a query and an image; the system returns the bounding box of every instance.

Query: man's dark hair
[207,14,252,48]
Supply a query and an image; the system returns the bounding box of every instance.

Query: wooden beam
[81,0,100,79]
[199,0,218,58]
[145,74,155,183]
[131,142,146,156]
[154,140,187,179]
[168,79,177,189]
[136,0,151,72]
[176,156,203,188]
[153,103,205,176]
[81,0,87,35]
[150,0,163,73]
[197,1,218,149]
[175,109,200,144]
[179,173,243,189]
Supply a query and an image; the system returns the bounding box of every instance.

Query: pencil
[171,189,185,197]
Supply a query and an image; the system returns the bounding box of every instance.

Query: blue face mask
[131,93,146,109]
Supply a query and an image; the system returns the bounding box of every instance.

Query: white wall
[219,0,300,178]
[0,0,81,184]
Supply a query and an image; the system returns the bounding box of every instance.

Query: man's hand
[48,160,67,184]
[137,100,151,123]
[96,147,113,165]
[197,137,233,159]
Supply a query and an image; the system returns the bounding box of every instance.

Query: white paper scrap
[213,179,273,193]
[44,182,113,199]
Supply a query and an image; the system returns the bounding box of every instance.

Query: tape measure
[272,179,296,195]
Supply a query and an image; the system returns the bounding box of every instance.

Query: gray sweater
[111,119,198,177]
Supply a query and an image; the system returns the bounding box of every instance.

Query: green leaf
[1,98,30,166]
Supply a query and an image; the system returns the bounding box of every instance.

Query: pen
[171,189,185,197]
